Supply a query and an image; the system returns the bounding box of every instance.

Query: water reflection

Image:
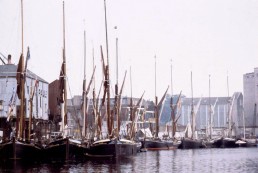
[1,148,258,172]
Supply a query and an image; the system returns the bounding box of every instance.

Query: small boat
[235,138,257,147]
[236,139,247,147]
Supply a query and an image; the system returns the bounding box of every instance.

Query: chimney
[7,54,12,64]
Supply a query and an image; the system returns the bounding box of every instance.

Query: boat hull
[178,138,204,149]
[141,139,179,150]
[43,138,87,161]
[212,138,238,148]
[86,139,138,158]
[0,139,42,161]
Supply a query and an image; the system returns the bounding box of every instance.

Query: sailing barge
[140,57,180,151]
[0,52,43,161]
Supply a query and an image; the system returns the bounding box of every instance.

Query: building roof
[0,64,48,83]
[180,97,230,105]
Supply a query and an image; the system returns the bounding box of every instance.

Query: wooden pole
[63,1,67,127]
[104,0,111,137]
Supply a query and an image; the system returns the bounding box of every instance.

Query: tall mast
[170,59,173,96]
[227,72,229,98]
[191,71,194,139]
[154,55,157,98]
[62,1,67,128]
[92,42,97,138]
[170,59,175,137]
[227,72,230,136]
[129,66,133,138]
[209,74,212,139]
[82,29,87,137]
[115,37,119,136]
[92,42,95,89]
[21,0,24,55]
[18,56,25,140]
[243,108,245,139]
[104,0,111,136]
[116,38,118,87]
[18,0,25,140]
[154,55,159,138]
[84,31,86,81]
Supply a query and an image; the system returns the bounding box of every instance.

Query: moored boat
[142,138,180,150]
[86,138,137,158]
[0,137,42,161]
[178,138,205,149]
[43,137,87,161]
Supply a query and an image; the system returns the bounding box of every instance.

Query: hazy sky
[0,0,258,100]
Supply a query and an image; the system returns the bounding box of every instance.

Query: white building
[243,68,258,136]
[0,57,49,122]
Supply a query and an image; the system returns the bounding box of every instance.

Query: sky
[0,0,258,100]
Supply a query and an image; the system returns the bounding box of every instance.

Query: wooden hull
[212,138,238,148]
[141,139,179,150]
[0,138,42,161]
[178,138,205,149]
[86,139,138,158]
[43,138,87,161]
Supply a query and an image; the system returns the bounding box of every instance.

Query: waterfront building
[64,95,149,138]
[0,55,49,139]
[243,68,258,136]
[161,92,244,138]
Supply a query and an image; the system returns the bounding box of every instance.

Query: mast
[243,108,245,139]
[63,1,67,127]
[17,0,25,140]
[154,55,159,138]
[116,38,118,88]
[227,72,230,137]
[170,59,175,137]
[190,71,194,139]
[115,37,119,137]
[28,79,33,141]
[82,29,87,138]
[18,55,25,140]
[60,1,67,133]
[28,80,37,141]
[170,59,173,97]
[104,0,112,137]
[130,66,133,138]
[209,75,212,139]
[21,0,24,54]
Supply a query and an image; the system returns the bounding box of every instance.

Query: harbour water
[1,147,258,172]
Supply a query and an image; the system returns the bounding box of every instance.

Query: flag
[24,47,30,75]
[16,54,24,99]
[26,47,30,61]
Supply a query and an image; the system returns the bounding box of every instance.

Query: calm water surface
[1,148,258,173]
